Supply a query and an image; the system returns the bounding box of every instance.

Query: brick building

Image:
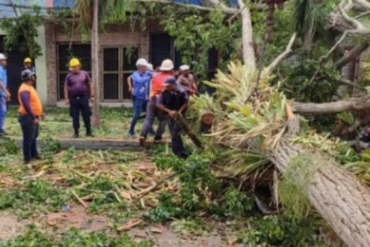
[45,21,220,106]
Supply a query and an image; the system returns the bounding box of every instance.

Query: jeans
[140,96,167,138]
[69,94,92,133]
[0,96,7,133]
[18,115,39,162]
[129,97,146,135]
[168,118,187,158]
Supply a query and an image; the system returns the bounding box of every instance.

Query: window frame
[102,45,140,102]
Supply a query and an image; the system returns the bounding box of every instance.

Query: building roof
[0,0,238,18]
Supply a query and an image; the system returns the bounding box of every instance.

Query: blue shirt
[0,66,7,98]
[131,71,152,100]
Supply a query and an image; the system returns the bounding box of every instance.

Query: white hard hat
[136,58,148,67]
[179,65,190,71]
[147,63,154,72]
[0,53,7,60]
[159,59,174,71]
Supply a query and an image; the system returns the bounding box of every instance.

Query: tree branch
[334,41,369,69]
[293,95,370,114]
[266,32,297,73]
[238,0,256,70]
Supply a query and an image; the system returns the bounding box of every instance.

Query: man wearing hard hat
[139,59,174,146]
[64,58,94,138]
[177,64,197,96]
[0,53,9,137]
[127,58,152,136]
[23,57,37,85]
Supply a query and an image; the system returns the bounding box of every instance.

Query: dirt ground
[0,206,243,247]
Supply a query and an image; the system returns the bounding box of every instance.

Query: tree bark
[238,0,256,70]
[335,41,369,70]
[174,114,203,148]
[92,0,100,127]
[270,118,370,247]
[293,95,370,114]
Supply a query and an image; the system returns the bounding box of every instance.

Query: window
[102,46,139,101]
[150,33,182,70]
[57,44,91,100]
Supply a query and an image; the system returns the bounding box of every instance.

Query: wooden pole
[174,114,203,149]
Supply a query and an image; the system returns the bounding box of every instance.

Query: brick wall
[45,20,162,105]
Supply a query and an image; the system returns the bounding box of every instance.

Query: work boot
[153,136,163,143]
[139,136,146,146]
[73,130,79,138]
[86,129,93,137]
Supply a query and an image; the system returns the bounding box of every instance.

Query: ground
[0,107,244,247]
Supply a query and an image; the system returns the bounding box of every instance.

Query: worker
[139,59,174,145]
[156,76,189,158]
[18,69,43,165]
[0,53,9,137]
[23,57,37,84]
[177,64,197,96]
[359,126,370,149]
[128,58,152,136]
[64,58,94,138]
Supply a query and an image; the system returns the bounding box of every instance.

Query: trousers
[69,94,91,133]
[0,96,7,132]
[129,97,147,135]
[18,114,39,162]
[168,118,187,158]
[140,97,167,138]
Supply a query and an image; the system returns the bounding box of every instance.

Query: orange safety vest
[18,83,43,116]
[149,72,172,98]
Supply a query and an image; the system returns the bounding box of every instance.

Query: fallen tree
[190,62,370,247]
[293,95,370,114]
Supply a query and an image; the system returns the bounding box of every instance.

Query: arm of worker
[0,80,10,98]
[156,94,176,116]
[64,83,69,105]
[178,93,189,114]
[84,72,94,99]
[20,91,38,124]
[191,74,198,90]
[127,76,133,93]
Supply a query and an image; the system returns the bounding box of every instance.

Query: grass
[4,106,159,139]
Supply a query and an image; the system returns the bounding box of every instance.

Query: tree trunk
[293,96,370,114]
[91,0,100,127]
[335,42,369,70]
[174,114,203,148]
[270,118,370,247]
[238,0,256,70]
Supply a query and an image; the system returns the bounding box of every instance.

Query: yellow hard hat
[24,57,32,64]
[69,58,81,68]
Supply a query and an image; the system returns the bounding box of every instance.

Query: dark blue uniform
[158,89,188,158]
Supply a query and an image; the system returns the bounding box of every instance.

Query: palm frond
[293,0,314,36]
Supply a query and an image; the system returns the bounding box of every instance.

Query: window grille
[102,46,139,101]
